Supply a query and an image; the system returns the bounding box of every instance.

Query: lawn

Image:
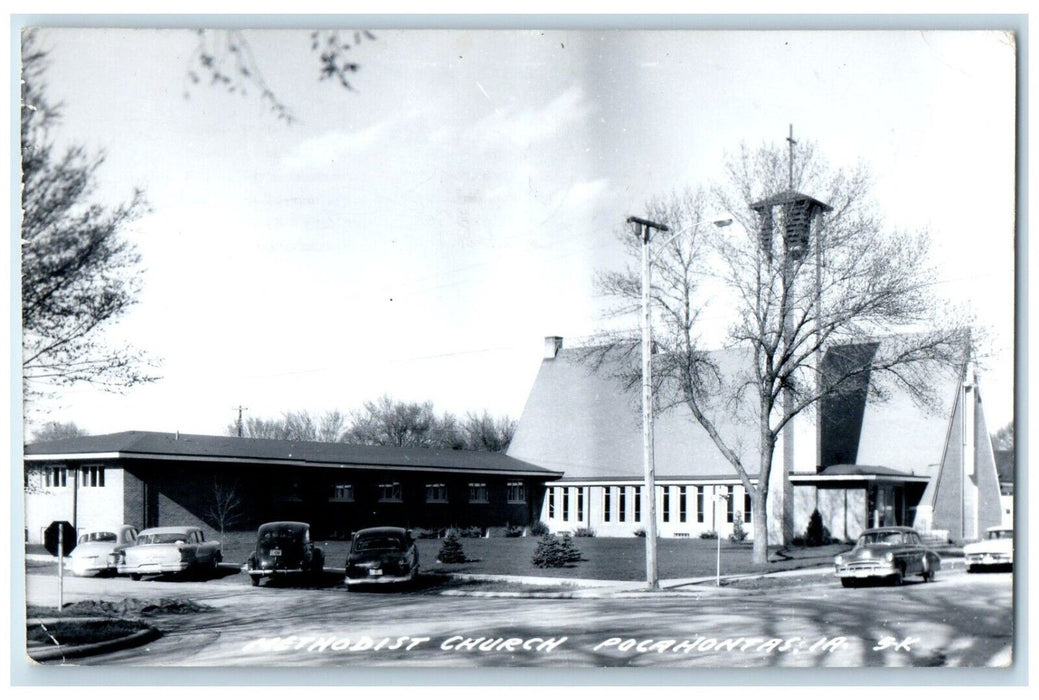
[410,537,839,581]
[30,535,845,582]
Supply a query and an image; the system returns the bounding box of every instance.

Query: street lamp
[627,214,733,590]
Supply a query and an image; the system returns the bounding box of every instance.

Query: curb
[26,617,161,663]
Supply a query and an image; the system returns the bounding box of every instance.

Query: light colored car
[345,527,419,589]
[834,526,941,587]
[69,525,138,577]
[964,526,1014,572]
[115,526,222,580]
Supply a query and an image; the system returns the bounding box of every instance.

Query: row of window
[331,481,526,505]
[549,485,752,524]
[37,466,105,488]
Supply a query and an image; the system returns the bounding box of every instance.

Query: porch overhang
[790,464,931,487]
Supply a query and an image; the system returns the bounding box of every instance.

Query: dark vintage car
[345,527,419,589]
[834,526,941,587]
[243,521,324,586]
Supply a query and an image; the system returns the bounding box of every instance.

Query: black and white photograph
[13,18,1019,678]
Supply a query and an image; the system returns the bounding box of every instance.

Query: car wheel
[921,560,936,582]
[890,566,904,586]
[130,573,142,581]
[250,574,261,587]
[840,578,856,588]
[966,564,975,574]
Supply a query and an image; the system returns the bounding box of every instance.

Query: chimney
[544,336,563,360]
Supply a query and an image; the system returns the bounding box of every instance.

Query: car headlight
[885,551,894,562]
[834,555,843,565]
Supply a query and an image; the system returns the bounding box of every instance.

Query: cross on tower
[786,123,797,189]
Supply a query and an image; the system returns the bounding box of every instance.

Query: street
[23,563,1014,668]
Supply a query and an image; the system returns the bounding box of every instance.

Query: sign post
[44,521,76,611]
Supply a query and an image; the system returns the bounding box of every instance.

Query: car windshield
[989,529,1013,540]
[354,534,404,552]
[138,532,190,545]
[78,532,117,544]
[858,531,905,546]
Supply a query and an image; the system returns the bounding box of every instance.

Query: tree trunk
[752,491,769,566]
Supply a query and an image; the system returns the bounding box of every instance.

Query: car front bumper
[70,560,112,576]
[966,553,1012,566]
[345,572,414,586]
[834,562,898,578]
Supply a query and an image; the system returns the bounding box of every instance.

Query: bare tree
[462,411,517,453]
[20,32,158,404]
[185,29,376,123]
[318,409,347,443]
[345,395,462,449]
[29,420,88,443]
[992,421,1014,452]
[595,140,969,565]
[207,477,243,538]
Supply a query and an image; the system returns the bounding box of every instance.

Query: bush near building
[437,531,467,563]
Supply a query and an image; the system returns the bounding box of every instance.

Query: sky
[14,27,1018,439]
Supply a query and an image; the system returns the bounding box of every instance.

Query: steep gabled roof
[24,431,561,478]
[508,339,961,480]
[507,345,761,479]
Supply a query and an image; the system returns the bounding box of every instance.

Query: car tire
[130,573,141,581]
[890,567,904,586]
[840,578,856,588]
[922,560,936,582]
[250,574,261,587]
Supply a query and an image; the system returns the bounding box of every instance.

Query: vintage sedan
[116,526,222,580]
[243,521,325,586]
[964,526,1014,572]
[345,527,419,589]
[834,526,941,587]
[69,525,138,577]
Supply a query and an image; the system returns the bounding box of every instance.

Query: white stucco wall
[24,465,125,544]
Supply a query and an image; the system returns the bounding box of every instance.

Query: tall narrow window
[744,491,752,523]
[81,466,105,488]
[548,488,556,518]
[426,483,447,503]
[603,487,612,523]
[619,487,627,522]
[679,486,687,523]
[562,488,570,521]
[727,485,735,523]
[634,486,642,522]
[577,488,585,521]
[468,482,488,503]
[696,486,704,523]
[506,481,526,503]
[662,487,671,522]
[378,482,402,502]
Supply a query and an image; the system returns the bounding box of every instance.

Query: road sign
[43,521,76,557]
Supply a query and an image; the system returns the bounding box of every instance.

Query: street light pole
[627,214,733,591]
[628,215,669,590]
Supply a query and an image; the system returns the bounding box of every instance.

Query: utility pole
[233,406,248,438]
[628,214,670,590]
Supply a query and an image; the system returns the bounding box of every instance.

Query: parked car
[345,527,419,589]
[833,526,941,587]
[243,521,325,586]
[115,526,222,580]
[69,525,138,577]
[964,526,1014,572]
